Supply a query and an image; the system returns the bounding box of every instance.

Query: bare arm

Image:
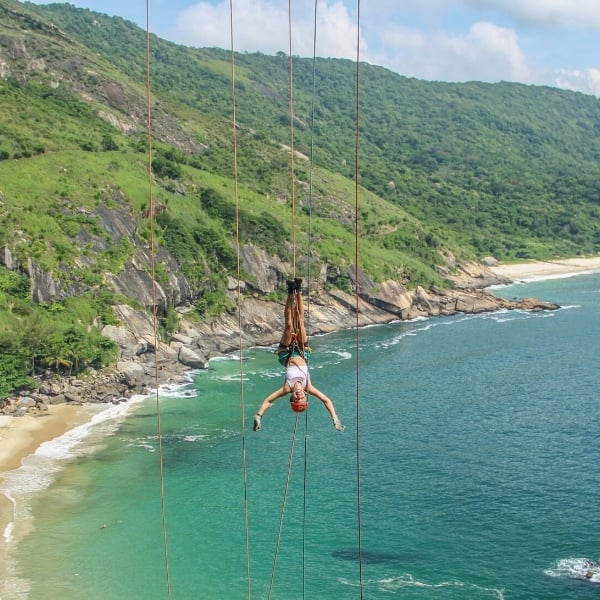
[306,382,345,431]
[253,384,291,431]
[256,385,290,417]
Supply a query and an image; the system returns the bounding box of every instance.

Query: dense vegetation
[0,0,599,397]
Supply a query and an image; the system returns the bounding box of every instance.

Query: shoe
[333,419,345,432]
[253,414,262,431]
[294,278,303,293]
[286,280,295,295]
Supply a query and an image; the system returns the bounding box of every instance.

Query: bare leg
[295,291,308,346]
[279,292,295,347]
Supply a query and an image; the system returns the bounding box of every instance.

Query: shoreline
[3,256,600,475]
[0,405,93,530]
[487,256,600,282]
[0,404,97,592]
[0,406,91,474]
[1,256,600,553]
[3,257,600,477]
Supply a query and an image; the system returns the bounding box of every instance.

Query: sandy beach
[0,405,90,473]
[0,405,92,550]
[0,254,598,563]
[1,257,600,475]
[487,256,600,282]
[0,405,99,597]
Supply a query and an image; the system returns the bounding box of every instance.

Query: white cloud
[552,68,600,96]
[366,21,531,84]
[464,0,600,29]
[165,0,600,96]
[313,2,363,58]
[171,0,363,58]
[459,21,530,81]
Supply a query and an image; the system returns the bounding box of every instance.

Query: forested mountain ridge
[0,0,595,398]
[10,0,600,259]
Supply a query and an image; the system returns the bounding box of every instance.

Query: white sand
[0,405,87,473]
[488,256,600,282]
[0,405,91,562]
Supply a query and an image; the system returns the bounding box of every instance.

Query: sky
[26,0,600,96]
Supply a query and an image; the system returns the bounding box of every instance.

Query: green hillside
[1,0,600,397]
[25,1,600,259]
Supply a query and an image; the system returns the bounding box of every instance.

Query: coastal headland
[2,256,600,491]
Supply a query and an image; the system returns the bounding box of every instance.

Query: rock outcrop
[0,199,560,414]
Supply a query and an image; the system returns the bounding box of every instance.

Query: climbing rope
[287,0,297,278]
[352,1,365,596]
[227,1,253,598]
[299,2,321,594]
[267,413,301,599]
[144,3,172,599]
[265,2,318,596]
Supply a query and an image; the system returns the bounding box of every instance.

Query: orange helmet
[290,398,308,413]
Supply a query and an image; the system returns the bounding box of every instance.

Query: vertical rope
[305,0,318,340]
[228,2,252,598]
[290,294,308,600]
[285,6,310,592]
[301,9,319,592]
[288,0,297,277]
[145,4,172,599]
[267,415,300,599]
[301,411,308,600]
[352,0,365,597]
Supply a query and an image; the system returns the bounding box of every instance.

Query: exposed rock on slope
[1,256,558,414]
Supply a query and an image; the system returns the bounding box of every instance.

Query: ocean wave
[491,270,599,289]
[152,379,197,398]
[324,350,352,361]
[209,354,241,361]
[544,557,600,583]
[376,320,440,348]
[559,304,581,311]
[211,373,250,383]
[339,573,505,598]
[128,431,210,452]
[0,395,152,545]
[367,306,562,350]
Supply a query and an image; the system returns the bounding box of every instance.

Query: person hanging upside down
[253,278,345,433]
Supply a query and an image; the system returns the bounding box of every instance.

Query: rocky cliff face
[96,254,557,395]
[0,182,559,413]
[0,245,559,414]
[0,2,567,417]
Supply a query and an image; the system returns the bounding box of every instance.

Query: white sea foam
[490,269,600,290]
[4,379,204,505]
[559,304,580,311]
[182,434,206,442]
[209,354,240,361]
[0,393,157,547]
[213,373,250,382]
[339,574,505,598]
[326,350,352,361]
[0,394,163,598]
[407,315,429,322]
[545,557,600,583]
[0,398,140,598]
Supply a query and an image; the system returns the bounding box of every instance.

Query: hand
[333,419,345,432]
[253,414,262,432]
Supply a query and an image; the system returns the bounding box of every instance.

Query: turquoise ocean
[2,272,600,599]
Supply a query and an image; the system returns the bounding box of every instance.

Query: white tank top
[285,364,309,390]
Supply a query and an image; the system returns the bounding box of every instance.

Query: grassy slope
[1,0,600,398]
